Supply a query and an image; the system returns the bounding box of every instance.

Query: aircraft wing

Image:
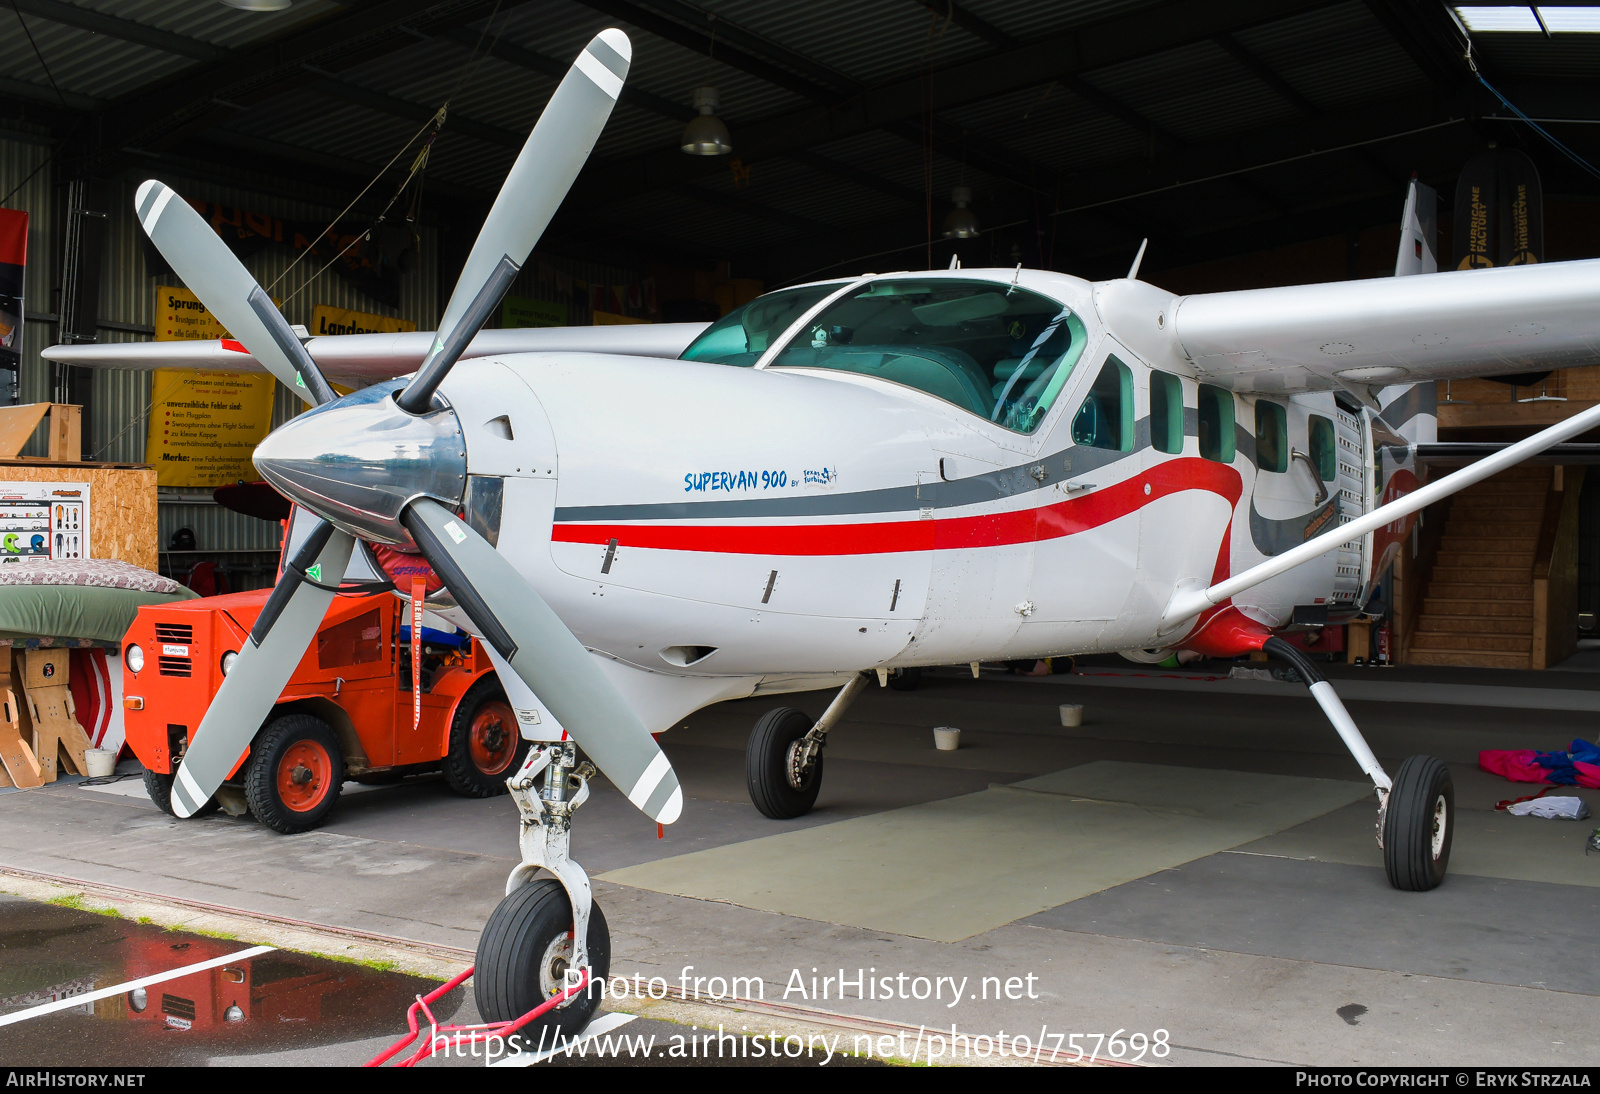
[40,321,710,384]
[1172,259,1600,395]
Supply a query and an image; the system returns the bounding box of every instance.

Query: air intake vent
[659,645,717,667]
[160,994,195,1021]
[158,657,192,677]
[155,624,193,644]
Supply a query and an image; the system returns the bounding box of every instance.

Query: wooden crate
[0,461,158,570]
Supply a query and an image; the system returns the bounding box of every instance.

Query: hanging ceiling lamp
[680,87,733,156]
[942,185,980,239]
[221,0,293,10]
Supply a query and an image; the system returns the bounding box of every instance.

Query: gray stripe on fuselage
[1380,384,1435,432]
[555,428,1153,522]
[553,401,1272,525]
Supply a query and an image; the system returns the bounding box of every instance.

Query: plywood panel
[0,462,157,570]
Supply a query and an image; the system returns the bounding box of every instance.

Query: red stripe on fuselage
[551,457,1243,556]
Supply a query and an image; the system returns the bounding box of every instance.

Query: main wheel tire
[474,878,610,1037]
[244,714,343,834]
[443,677,529,798]
[142,768,219,818]
[887,667,921,691]
[1382,755,1454,891]
[746,707,822,820]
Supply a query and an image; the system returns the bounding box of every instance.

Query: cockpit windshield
[677,282,845,367]
[765,278,1087,434]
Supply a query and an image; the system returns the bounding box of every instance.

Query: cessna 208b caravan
[46,27,1600,1035]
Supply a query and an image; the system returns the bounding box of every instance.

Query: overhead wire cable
[1458,34,1600,181]
[777,118,1466,286]
[1,0,83,208]
[266,0,507,298]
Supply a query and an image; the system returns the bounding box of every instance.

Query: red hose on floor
[365,966,592,1067]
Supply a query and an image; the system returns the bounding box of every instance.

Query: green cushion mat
[0,583,198,645]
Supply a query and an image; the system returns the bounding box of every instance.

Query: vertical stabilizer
[1394,178,1438,276]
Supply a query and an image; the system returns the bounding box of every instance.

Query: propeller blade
[399,497,682,823]
[168,520,355,817]
[134,180,337,407]
[395,29,631,414]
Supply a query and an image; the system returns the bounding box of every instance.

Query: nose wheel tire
[1382,755,1454,891]
[746,706,823,820]
[244,714,343,834]
[475,878,610,1038]
[443,678,530,798]
[142,768,220,818]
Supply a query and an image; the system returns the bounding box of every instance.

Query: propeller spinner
[144,28,682,826]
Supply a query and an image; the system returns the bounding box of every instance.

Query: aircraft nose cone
[253,380,466,545]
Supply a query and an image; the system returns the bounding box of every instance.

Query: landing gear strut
[746,671,872,819]
[476,741,609,1037]
[1263,636,1452,891]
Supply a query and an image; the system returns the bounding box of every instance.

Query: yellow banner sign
[145,370,277,488]
[156,285,229,342]
[311,305,415,337]
[502,295,566,328]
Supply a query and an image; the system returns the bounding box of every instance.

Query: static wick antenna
[1127,238,1149,281]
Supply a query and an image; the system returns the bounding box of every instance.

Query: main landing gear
[1262,636,1453,891]
[476,741,609,1039]
[746,671,872,819]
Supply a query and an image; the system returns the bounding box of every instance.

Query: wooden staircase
[1407,466,1548,669]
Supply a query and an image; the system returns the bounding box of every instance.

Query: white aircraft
[48,29,1600,1037]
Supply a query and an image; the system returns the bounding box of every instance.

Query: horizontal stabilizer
[40,322,710,383]
[1173,259,1600,394]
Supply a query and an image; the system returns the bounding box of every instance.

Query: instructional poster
[155,285,229,341]
[0,482,90,562]
[310,304,415,337]
[144,370,276,488]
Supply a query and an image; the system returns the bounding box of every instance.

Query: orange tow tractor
[122,489,527,832]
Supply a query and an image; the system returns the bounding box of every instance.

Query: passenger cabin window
[678,282,845,366]
[759,279,1089,434]
[1198,385,1235,463]
[1149,370,1183,454]
[1308,414,1337,481]
[1072,357,1133,451]
[1255,400,1287,473]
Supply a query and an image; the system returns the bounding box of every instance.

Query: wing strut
[1159,395,1600,631]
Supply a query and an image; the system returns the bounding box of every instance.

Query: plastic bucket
[932,727,961,751]
[84,748,117,778]
[1059,704,1084,727]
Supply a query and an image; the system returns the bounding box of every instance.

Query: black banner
[1453,148,1543,269]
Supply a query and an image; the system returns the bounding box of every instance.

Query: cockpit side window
[678,283,844,366]
[762,278,1088,434]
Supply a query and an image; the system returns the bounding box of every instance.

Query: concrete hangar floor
[0,661,1596,1067]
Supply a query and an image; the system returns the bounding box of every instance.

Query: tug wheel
[244,714,343,834]
[444,678,530,798]
[475,878,609,1039]
[142,768,219,818]
[1382,755,1454,891]
[746,707,822,820]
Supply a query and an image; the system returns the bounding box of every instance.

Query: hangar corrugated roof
[4,0,1596,288]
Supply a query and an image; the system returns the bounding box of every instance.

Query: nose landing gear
[476,741,609,1039]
